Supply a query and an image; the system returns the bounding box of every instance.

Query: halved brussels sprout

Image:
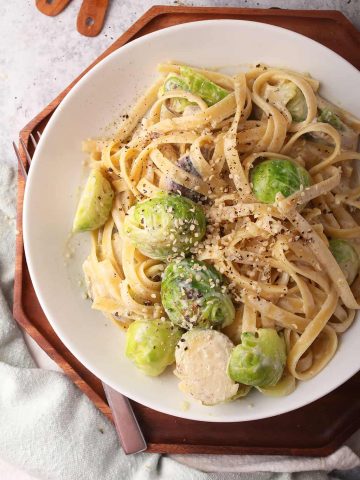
[160,67,229,114]
[227,329,286,387]
[163,76,194,114]
[251,158,311,204]
[175,329,239,405]
[272,80,298,105]
[125,319,182,376]
[329,239,359,285]
[179,66,229,106]
[315,102,358,150]
[163,76,187,91]
[286,87,307,122]
[73,169,114,232]
[318,108,344,130]
[123,193,206,260]
[161,258,235,329]
[264,80,307,123]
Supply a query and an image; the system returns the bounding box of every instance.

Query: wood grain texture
[14,6,360,455]
[36,0,72,17]
[77,0,109,37]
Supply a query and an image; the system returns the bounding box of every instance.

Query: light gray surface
[0,1,359,479]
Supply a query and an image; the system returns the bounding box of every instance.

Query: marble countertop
[0,1,359,478]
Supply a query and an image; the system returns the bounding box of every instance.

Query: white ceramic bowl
[24,20,360,422]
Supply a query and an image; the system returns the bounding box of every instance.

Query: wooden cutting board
[14,6,360,455]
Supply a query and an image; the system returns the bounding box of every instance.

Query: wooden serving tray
[14,6,360,455]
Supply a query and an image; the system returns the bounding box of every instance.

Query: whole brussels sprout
[227,329,286,387]
[251,158,311,204]
[73,169,114,232]
[329,239,359,285]
[123,193,206,260]
[161,258,235,329]
[125,319,182,376]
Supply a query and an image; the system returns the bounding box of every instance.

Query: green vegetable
[314,104,357,150]
[179,66,229,106]
[160,67,229,114]
[227,329,286,387]
[163,76,193,113]
[161,258,235,329]
[251,158,311,204]
[125,319,182,376]
[123,193,206,260]
[73,169,114,232]
[265,80,307,122]
[273,80,298,105]
[286,87,307,122]
[164,76,190,92]
[329,239,359,285]
[318,108,344,131]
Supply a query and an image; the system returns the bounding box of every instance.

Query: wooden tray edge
[14,5,360,456]
[13,177,110,417]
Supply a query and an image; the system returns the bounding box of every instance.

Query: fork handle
[102,383,147,455]
[77,0,109,37]
[36,0,72,16]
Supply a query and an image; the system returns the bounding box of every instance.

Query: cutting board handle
[77,0,109,37]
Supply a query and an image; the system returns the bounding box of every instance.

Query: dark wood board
[14,6,360,455]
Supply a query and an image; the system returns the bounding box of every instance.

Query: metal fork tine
[20,138,33,166]
[30,133,38,149]
[12,142,28,179]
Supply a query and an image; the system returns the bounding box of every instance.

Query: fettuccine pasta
[73,63,360,405]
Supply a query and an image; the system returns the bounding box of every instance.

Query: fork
[13,135,147,455]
